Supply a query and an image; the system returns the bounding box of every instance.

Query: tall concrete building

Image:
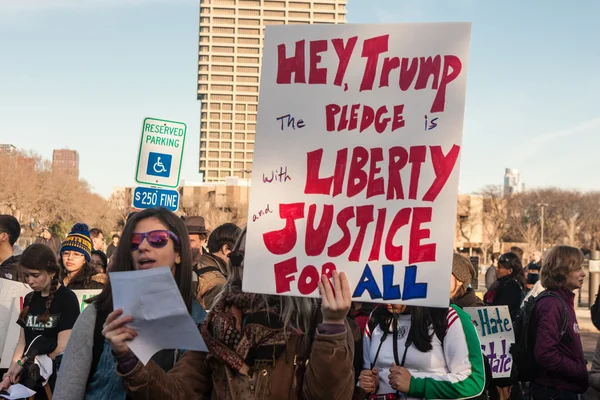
[198,0,347,181]
[52,149,79,179]
[0,144,17,153]
[504,168,525,196]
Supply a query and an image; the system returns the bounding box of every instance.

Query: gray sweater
[53,303,97,400]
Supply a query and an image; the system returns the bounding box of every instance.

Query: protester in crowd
[90,250,108,275]
[525,250,542,290]
[0,244,80,399]
[451,253,485,307]
[521,271,545,308]
[54,207,194,399]
[89,228,105,251]
[484,252,526,320]
[485,252,501,290]
[103,227,355,399]
[203,222,240,276]
[60,223,105,290]
[531,245,588,399]
[194,223,241,309]
[185,216,222,310]
[589,337,600,391]
[510,246,524,262]
[0,214,22,281]
[349,302,376,386]
[357,303,485,399]
[106,234,119,259]
[184,216,209,265]
[35,227,61,254]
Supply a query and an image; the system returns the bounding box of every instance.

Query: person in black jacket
[0,215,21,281]
[484,252,526,320]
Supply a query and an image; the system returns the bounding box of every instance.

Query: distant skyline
[1,0,599,197]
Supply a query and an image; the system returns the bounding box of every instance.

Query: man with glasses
[0,215,22,281]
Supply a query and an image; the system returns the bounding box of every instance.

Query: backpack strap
[195,266,221,276]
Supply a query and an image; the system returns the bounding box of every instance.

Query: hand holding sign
[318,271,351,325]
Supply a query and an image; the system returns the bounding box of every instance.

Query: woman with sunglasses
[484,252,526,320]
[59,223,105,290]
[103,227,355,400]
[53,208,194,400]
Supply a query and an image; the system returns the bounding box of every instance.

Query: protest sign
[73,289,101,312]
[0,279,31,354]
[464,306,515,378]
[243,23,471,306]
[0,298,21,368]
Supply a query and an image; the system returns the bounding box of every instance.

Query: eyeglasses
[131,230,180,251]
[89,261,105,267]
[228,250,244,267]
[62,251,85,260]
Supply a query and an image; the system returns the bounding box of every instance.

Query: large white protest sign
[0,298,22,368]
[243,23,471,307]
[464,306,515,378]
[0,279,31,354]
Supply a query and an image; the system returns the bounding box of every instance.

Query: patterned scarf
[200,282,293,374]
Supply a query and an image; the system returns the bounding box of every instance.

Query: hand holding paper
[109,267,207,365]
[0,384,36,399]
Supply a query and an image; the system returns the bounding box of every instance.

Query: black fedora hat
[185,216,210,235]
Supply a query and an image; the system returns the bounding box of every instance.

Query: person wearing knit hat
[450,253,484,307]
[61,223,93,261]
[60,223,105,290]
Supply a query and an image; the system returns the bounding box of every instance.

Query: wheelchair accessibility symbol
[146,152,172,178]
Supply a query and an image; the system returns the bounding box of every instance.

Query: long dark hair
[18,244,60,324]
[498,252,526,287]
[59,257,96,287]
[371,306,448,353]
[91,208,193,314]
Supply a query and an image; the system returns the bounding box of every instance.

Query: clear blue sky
[1,0,599,198]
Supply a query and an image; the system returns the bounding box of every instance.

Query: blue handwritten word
[424,115,438,131]
[277,114,305,130]
[252,204,273,222]
[352,264,428,301]
[481,339,512,374]
[475,308,512,337]
[263,167,292,183]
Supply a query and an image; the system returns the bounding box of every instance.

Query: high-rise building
[52,149,79,178]
[0,144,17,153]
[504,168,525,196]
[198,0,347,181]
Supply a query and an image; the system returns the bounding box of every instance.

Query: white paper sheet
[110,267,207,365]
[0,384,36,399]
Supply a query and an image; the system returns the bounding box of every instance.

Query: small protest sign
[73,289,102,312]
[243,23,471,307]
[464,306,515,378]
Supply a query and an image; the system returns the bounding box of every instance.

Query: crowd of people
[0,211,598,399]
